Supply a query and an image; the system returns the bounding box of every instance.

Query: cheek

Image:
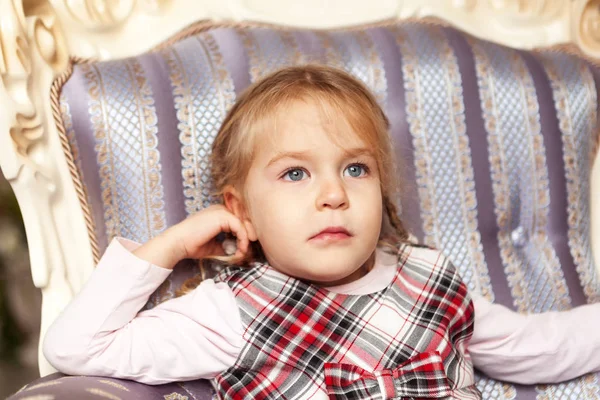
[357,186,383,233]
[247,190,298,238]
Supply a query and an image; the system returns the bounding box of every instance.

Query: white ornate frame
[2,0,600,376]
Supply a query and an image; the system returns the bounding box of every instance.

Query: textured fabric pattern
[80,60,167,244]
[161,32,236,215]
[469,39,570,315]
[57,21,600,399]
[211,245,479,399]
[395,25,490,299]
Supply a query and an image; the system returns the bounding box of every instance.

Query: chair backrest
[54,21,600,399]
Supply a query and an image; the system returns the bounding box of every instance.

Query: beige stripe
[59,92,97,240]
[83,63,120,241]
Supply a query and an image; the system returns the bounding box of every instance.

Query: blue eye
[345,164,367,178]
[284,168,306,181]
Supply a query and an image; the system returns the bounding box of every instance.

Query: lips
[310,226,353,242]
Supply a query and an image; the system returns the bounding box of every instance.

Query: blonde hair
[177,64,410,296]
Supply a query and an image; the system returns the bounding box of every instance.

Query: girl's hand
[133,205,250,269]
[169,205,250,261]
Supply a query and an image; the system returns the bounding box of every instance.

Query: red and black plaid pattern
[212,245,481,399]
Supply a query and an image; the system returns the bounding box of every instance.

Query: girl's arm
[43,237,243,384]
[469,295,600,384]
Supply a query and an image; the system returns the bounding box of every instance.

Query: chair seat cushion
[6,372,215,400]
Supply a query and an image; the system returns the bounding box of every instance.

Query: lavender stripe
[522,52,587,307]
[380,26,423,241]
[444,29,513,306]
[62,66,109,253]
[212,28,251,97]
[295,30,327,62]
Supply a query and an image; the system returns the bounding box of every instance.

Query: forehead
[254,99,369,156]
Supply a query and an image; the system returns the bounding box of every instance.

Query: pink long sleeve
[470,295,600,384]
[44,237,600,386]
[43,237,244,384]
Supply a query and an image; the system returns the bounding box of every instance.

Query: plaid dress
[212,244,481,399]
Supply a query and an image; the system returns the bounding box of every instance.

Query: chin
[266,247,371,283]
[298,263,359,283]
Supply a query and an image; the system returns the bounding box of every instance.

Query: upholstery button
[510,226,527,247]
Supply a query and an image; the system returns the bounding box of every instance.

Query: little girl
[44,65,600,399]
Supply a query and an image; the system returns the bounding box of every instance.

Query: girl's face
[231,99,383,286]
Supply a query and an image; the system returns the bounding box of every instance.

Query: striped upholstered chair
[3,2,600,399]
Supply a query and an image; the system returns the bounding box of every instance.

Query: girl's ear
[223,185,258,242]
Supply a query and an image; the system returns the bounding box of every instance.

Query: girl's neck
[308,251,376,287]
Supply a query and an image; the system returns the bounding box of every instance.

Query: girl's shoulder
[397,243,470,305]
[398,241,441,258]
[398,242,459,276]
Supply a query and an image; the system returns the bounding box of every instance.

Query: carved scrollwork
[63,0,136,29]
[1,1,39,178]
[34,17,68,70]
[451,0,477,12]
[1,0,31,91]
[0,0,70,298]
[487,0,564,21]
[137,0,171,15]
[56,0,171,31]
[9,114,44,158]
[576,0,600,56]
[1,0,67,177]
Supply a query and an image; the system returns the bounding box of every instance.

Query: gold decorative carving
[62,0,136,29]
[137,0,171,15]
[34,17,67,69]
[10,114,44,158]
[576,0,600,56]
[1,0,41,183]
[452,0,477,11]
[488,0,564,20]
[53,0,171,31]
[1,0,66,177]
[1,0,32,95]
[0,0,85,375]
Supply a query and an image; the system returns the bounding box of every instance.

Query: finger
[236,225,249,254]
[221,213,249,255]
[207,240,225,257]
[234,222,249,256]
[230,235,248,262]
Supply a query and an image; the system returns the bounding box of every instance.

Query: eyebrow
[266,147,374,167]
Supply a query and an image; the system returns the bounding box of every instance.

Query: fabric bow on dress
[324,351,453,399]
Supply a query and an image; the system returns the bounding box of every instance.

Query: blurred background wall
[0,170,41,397]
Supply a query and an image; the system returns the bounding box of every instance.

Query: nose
[316,176,349,210]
